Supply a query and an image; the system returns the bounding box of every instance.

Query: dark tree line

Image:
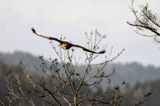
[1,59,157,106]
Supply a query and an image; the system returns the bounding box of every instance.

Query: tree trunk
[74,94,78,106]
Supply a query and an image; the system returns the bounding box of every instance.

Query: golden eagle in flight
[31,28,105,54]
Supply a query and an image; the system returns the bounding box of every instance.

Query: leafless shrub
[127,0,160,44]
[1,29,126,106]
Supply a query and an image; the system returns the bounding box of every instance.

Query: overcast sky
[0,0,160,66]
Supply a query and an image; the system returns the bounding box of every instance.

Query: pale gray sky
[0,0,160,66]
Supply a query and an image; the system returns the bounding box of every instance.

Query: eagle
[31,28,105,54]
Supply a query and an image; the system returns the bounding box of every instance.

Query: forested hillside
[0,55,160,106]
[0,51,160,85]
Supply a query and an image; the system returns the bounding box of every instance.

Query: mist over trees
[1,51,160,86]
[0,52,159,106]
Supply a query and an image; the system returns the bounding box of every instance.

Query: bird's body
[60,41,72,49]
[31,28,105,54]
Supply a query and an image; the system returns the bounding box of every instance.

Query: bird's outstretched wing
[31,28,63,43]
[31,27,105,54]
[72,44,105,54]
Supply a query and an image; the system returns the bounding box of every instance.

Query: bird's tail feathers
[98,50,106,54]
